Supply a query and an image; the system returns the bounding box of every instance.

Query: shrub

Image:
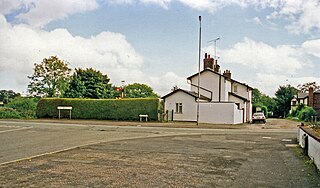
[7,97,38,118]
[36,98,160,121]
[290,103,305,117]
[0,107,22,119]
[298,106,316,122]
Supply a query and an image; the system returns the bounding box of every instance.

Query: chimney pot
[213,59,220,73]
[203,53,214,70]
[223,69,231,80]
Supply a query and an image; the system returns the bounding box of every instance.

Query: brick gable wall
[313,93,320,114]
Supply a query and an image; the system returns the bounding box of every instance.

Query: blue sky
[1,0,320,96]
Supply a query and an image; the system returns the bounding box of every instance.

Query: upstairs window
[175,103,183,113]
[234,85,238,92]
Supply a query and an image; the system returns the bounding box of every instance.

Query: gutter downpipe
[219,75,221,102]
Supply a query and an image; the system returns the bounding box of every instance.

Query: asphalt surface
[0,119,319,187]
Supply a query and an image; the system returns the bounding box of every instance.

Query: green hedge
[36,98,160,121]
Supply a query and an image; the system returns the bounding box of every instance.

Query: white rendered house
[161,53,253,124]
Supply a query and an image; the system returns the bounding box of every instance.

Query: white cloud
[140,0,171,9]
[110,0,171,9]
[0,0,22,15]
[252,17,262,25]
[149,72,188,95]
[220,38,307,75]
[302,39,320,58]
[253,73,320,96]
[1,0,98,28]
[276,0,320,34]
[177,0,220,12]
[0,14,145,92]
[175,0,320,35]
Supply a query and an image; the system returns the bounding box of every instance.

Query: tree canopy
[274,85,297,117]
[28,56,71,97]
[297,82,320,92]
[125,83,159,98]
[0,90,21,103]
[63,68,115,99]
[252,88,276,116]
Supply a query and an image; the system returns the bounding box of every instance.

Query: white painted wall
[234,105,244,124]
[164,91,197,121]
[229,95,245,109]
[298,128,320,170]
[224,80,232,102]
[248,90,252,122]
[164,91,243,124]
[232,83,249,100]
[199,102,243,124]
[190,71,221,101]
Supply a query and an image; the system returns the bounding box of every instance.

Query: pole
[121,80,125,98]
[214,37,220,60]
[197,16,202,126]
[214,40,217,59]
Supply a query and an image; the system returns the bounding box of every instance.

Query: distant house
[161,53,253,124]
[291,87,320,113]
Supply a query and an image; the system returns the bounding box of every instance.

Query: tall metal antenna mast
[208,37,220,59]
[197,16,202,126]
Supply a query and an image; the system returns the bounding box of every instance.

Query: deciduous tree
[0,90,21,104]
[64,68,113,99]
[28,56,71,97]
[297,82,320,92]
[252,88,276,116]
[125,83,159,98]
[274,85,297,117]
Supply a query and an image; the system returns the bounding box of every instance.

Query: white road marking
[282,139,292,142]
[0,126,32,134]
[262,137,272,139]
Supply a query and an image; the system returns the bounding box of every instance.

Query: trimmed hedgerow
[36,98,160,121]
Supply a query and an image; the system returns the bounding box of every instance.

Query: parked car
[252,112,266,123]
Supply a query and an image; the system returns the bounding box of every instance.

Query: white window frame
[175,103,183,114]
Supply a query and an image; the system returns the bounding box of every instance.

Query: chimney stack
[214,59,220,73]
[203,53,214,70]
[223,70,231,80]
[308,87,314,107]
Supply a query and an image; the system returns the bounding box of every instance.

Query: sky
[0,0,320,96]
